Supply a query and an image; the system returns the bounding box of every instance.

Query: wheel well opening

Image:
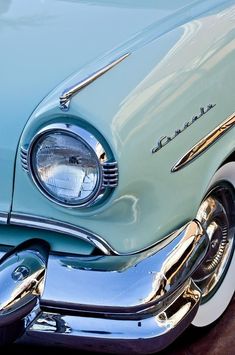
[220,151,235,167]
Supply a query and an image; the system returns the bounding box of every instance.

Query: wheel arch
[220,150,235,167]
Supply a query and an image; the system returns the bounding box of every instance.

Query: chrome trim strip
[60,53,130,111]
[0,212,8,224]
[9,213,115,256]
[9,212,165,257]
[24,280,200,353]
[8,213,206,257]
[172,112,235,172]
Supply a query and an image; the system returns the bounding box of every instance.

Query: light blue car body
[0,1,235,351]
[1,0,235,255]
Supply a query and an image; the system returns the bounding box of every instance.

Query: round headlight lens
[31,131,101,206]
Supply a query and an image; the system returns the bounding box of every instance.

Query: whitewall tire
[192,162,235,327]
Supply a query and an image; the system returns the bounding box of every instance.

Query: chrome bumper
[0,220,209,353]
[23,280,200,354]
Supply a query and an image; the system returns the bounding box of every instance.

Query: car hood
[1,0,199,128]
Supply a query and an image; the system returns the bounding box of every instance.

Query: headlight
[32,132,100,206]
[21,123,118,208]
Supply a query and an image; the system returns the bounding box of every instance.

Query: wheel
[192,162,235,327]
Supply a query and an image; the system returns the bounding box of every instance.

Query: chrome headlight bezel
[21,123,118,208]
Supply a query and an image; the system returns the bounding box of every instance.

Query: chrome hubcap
[193,186,235,301]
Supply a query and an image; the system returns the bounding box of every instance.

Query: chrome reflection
[9,213,114,255]
[60,53,130,111]
[155,280,200,329]
[0,221,207,351]
[41,220,208,312]
[28,280,201,354]
[172,111,235,172]
[0,212,8,224]
[194,186,235,301]
[0,239,49,327]
[143,221,206,304]
[0,239,49,345]
[32,313,72,334]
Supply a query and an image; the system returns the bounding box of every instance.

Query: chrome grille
[20,146,29,172]
[102,162,118,187]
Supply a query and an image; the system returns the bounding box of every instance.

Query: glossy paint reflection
[58,0,191,10]
[0,0,11,15]
[41,221,207,310]
[5,0,235,255]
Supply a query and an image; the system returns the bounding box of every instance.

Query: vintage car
[0,0,235,353]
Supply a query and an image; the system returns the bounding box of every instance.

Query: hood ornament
[60,53,130,111]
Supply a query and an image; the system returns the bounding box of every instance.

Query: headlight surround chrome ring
[21,123,118,208]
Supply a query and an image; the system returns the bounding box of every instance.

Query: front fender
[12,1,235,254]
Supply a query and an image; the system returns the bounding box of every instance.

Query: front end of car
[1,0,235,353]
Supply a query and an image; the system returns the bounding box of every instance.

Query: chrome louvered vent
[20,146,29,172]
[102,162,119,188]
